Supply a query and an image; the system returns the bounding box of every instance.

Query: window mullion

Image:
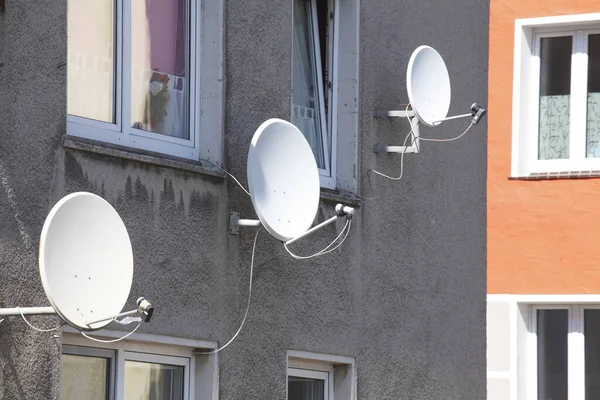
[570,31,588,163]
[115,348,126,400]
[115,0,123,130]
[530,35,542,166]
[121,0,132,137]
[568,305,585,399]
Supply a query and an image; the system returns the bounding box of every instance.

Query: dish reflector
[407,45,451,127]
[247,119,320,241]
[39,192,134,330]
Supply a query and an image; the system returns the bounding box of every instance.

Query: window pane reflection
[131,0,189,139]
[292,0,326,169]
[288,376,325,400]
[124,361,184,400]
[538,36,572,160]
[61,354,109,400]
[537,309,568,400]
[67,0,115,123]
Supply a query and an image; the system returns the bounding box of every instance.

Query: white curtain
[587,92,600,157]
[292,0,325,169]
[538,93,600,159]
[538,95,570,160]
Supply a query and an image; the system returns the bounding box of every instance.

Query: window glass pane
[67,0,115,123]
[537,309,568,400]
[131,0,189,139]
[538,36,572,160]
[292,0,326,169]
[61,354,109,400]
[586,34,600,157]
[288,376,325,400]
[125,361,185,400]
[585,309,600,399]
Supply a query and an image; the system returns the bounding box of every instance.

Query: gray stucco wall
[0,0,488,399]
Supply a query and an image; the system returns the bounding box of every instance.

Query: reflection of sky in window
[125,361,185,400]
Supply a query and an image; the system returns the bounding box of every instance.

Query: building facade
[487,1,600,399]
[0,0,488,398]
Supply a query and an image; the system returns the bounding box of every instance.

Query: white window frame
[512,13,600,177]
[287,350,356,400]
[61,329,219,400]
[521,303,600,399]
[67,0,224,164]
[288,364,333,400]
[62,345,117,400]
[292,0,359,192]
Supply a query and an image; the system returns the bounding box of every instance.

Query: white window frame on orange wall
[511,13,600,177]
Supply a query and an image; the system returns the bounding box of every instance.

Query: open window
[291,0,359,191]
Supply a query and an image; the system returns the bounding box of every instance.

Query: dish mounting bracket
[0,307,57,317]
[229,212,261,235]
[373,109,420,154]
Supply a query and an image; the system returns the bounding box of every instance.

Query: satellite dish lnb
[0,192,153,332]
[230,118,354,247]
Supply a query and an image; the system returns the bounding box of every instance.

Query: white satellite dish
[38,192,134,330]
[247,118,320,241]
[373,45,486,154]
[229,118,354,245]
[407,45,451,127]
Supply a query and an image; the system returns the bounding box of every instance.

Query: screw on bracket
[229,212,240,235]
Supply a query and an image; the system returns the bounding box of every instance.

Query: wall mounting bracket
[373,109,420,154]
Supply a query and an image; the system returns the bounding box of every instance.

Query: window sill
[320,189,361,207]
[64,137,362,206]
[509,171,600,180]
[63,137,227,179]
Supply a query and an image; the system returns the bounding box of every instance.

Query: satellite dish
[247,118,320,241]
[407,45,451,127]
[39,192,134,330]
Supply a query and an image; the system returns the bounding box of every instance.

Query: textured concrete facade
[0,0,488,399]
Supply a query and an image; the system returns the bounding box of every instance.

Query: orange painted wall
[488,0,600,294]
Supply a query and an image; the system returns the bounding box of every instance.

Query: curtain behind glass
[587,34,600,157]
[131,0,188,139]
[292,0,326,169]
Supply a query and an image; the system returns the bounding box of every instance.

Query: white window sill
[509,170,600,180]
[64,136,362,207]
[63,136,227,179]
